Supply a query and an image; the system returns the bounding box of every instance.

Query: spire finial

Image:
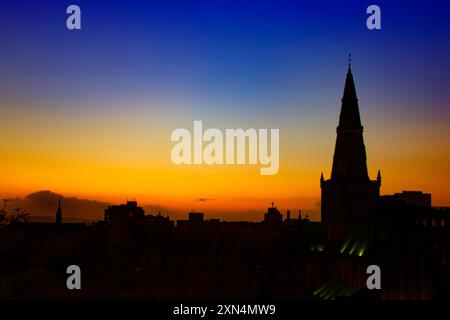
[348,53,352,69]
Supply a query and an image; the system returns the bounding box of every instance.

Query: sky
[1,0,449,221]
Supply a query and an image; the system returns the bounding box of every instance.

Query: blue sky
[1,0,449,119]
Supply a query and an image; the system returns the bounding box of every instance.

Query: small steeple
[55,196,62,224]
[377,169,382,185]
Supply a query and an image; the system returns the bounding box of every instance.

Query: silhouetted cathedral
[321,64,381,241]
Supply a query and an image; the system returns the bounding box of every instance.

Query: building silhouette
[321,64,381,242]
[188,212,204,223]
[392,191,432,207]
[104,200,145,224]
[264,202,283,225]
[314,62,450,300]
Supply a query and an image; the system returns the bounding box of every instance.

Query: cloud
[4,191,175,222]
[6,191,110,222]
[196,198,215,202]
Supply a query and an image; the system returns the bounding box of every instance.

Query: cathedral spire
[338,66,362,131]
[331,62,369,182]
[321,60,381,241]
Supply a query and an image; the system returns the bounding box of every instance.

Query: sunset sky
[1,0,449,221]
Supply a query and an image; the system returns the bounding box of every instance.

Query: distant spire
[348,53,352,70]
[55,196,62,224]
[377,169,382,185]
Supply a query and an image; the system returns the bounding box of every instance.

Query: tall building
[321,63,381,242]
[264,202,283,225]
[104,201,145,224]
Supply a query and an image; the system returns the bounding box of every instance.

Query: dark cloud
[4,191,175,222]
[6,191,110,222]
[196,198,215,202]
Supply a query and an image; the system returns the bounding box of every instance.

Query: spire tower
[321,59,381,241]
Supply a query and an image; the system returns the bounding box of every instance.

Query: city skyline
[2,51,446,300]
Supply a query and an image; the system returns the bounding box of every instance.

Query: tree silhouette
[0,199,30,226]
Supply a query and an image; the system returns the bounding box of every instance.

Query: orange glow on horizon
[1,102,449,221]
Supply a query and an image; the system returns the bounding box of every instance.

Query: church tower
[55,196,62,224]
[321,58,381,242]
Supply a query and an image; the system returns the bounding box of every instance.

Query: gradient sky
[1,0,449,221]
